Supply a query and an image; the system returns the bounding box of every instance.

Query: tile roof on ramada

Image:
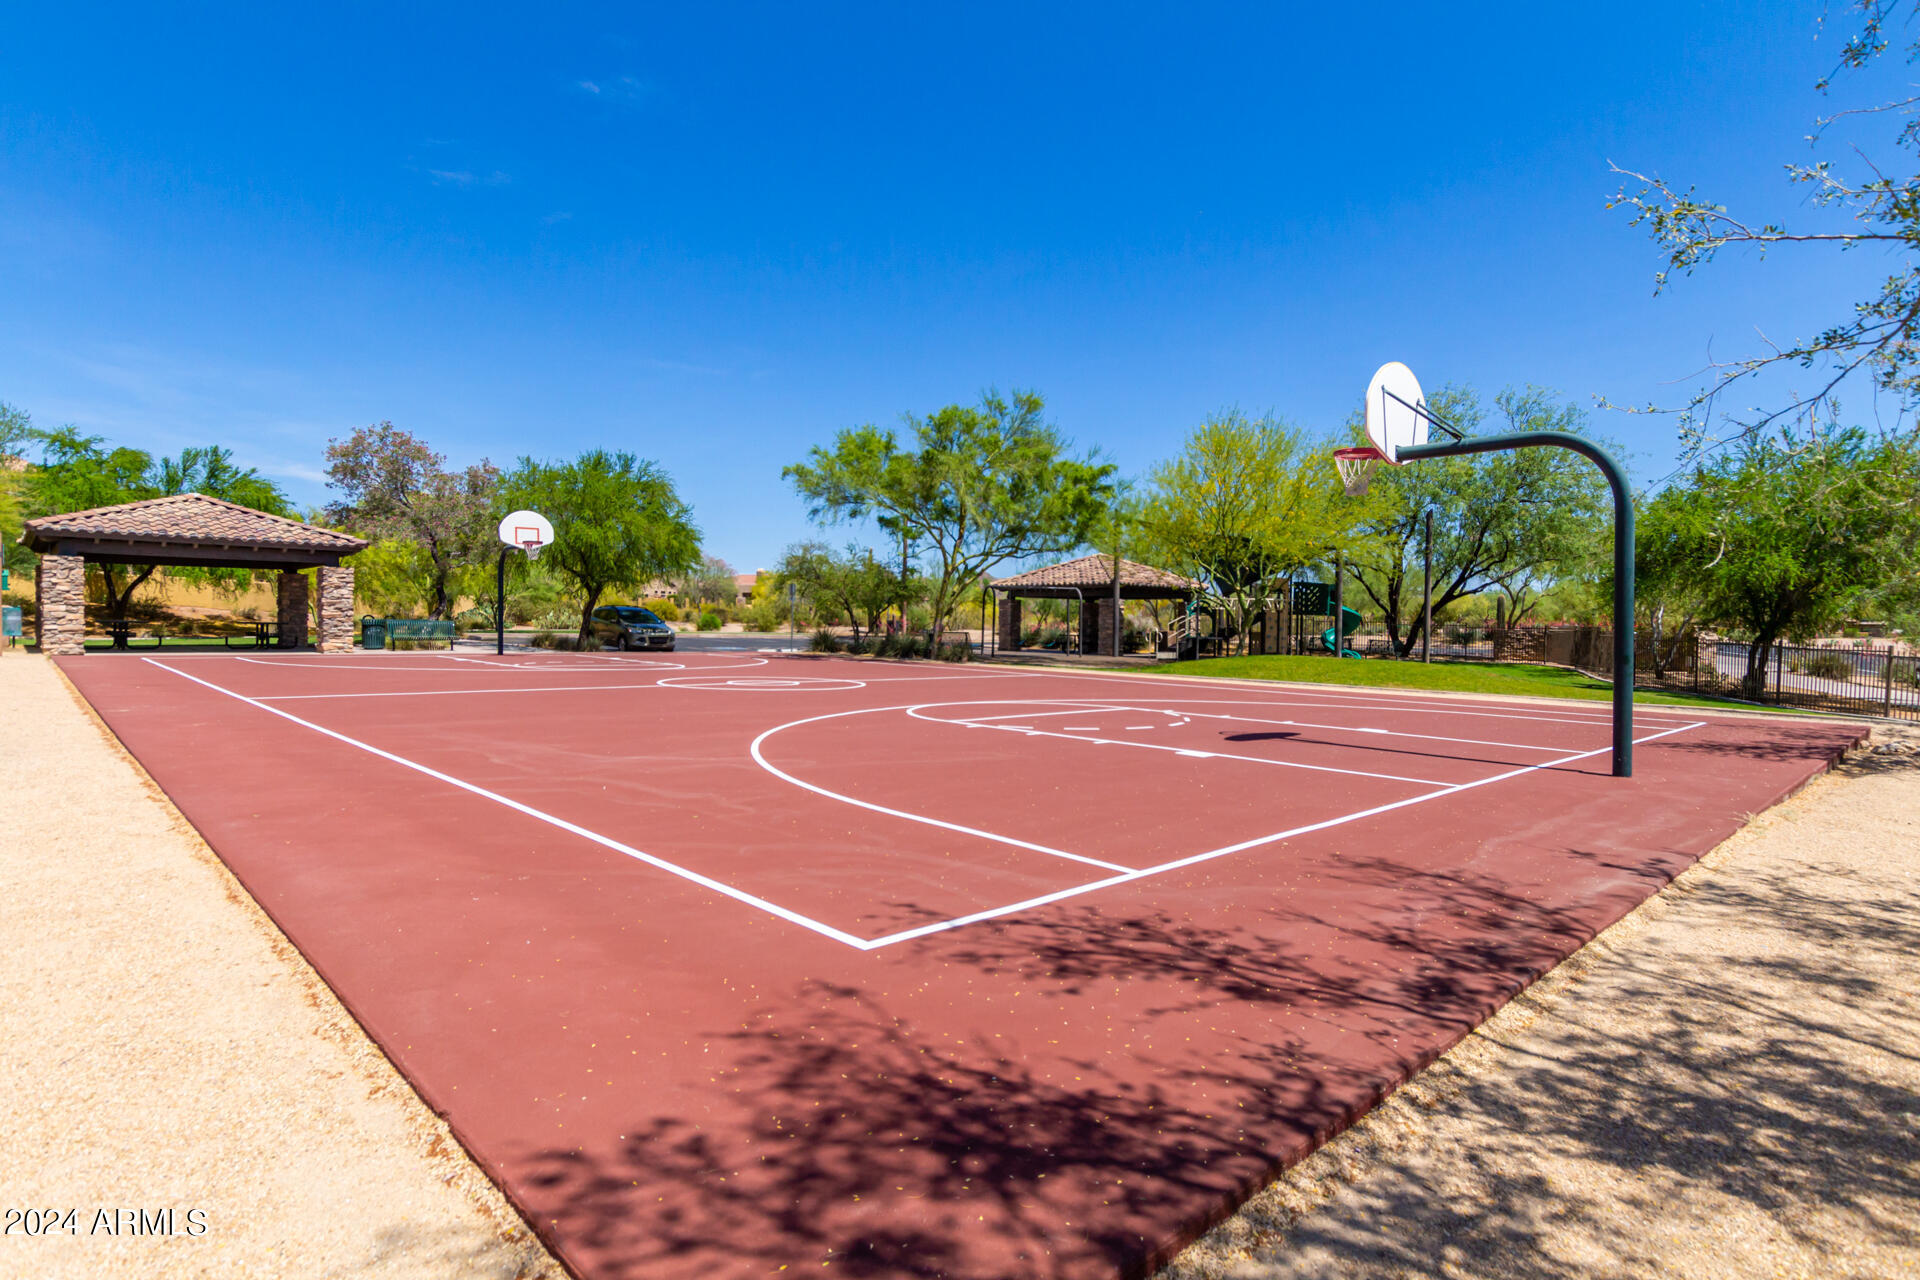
[22,492,368,553]
[992,554,1199,591]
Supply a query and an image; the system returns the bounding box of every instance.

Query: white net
[523,541,544,561]
[1333,448,1384,496]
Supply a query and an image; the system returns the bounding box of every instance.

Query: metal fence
[1352,625,1919,721]
[1696,640,1919,720]
[1352,627,1495,661]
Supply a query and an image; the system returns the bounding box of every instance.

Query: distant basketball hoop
[494,510,555,654]
[499,511,554,561]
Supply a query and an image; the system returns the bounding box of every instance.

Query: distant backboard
[498,509,554,556]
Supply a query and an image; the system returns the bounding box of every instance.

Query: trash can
[361,615,387,650]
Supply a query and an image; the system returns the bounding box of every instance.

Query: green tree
[1635,425,1920,697]
[1135,411,1352,654]
[784,390,1117,631]
[1608,1,1920,449]
[27,429,293,619]
[1346,387,1611,657]
[324,422,500,620]
[775,541,912,638]
[680,554,738,608]
[0,402,38,587]
[501,450,700,644]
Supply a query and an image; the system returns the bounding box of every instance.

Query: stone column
[315,566,355,654]
[35,555,86,656]
[996,595,1021,651]
[1095,597,1120,655]
[276,571,309,649]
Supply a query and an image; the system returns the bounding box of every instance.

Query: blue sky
[0,3,1902,570]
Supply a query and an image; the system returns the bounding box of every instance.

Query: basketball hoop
[499,510,554,560]
[1333,446,1387,496]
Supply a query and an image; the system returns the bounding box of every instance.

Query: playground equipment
[1321,605,1362,658]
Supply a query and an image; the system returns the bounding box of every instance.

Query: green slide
[1321,605,1362,658]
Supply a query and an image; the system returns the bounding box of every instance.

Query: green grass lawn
[1129,654,1769,712]
[82,632,291,649]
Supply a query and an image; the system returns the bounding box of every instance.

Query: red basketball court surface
[59,650,1863,1280]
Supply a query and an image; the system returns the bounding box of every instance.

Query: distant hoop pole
[1398,429,1635,777]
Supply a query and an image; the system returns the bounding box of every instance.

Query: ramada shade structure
[20,492,368,656]
[991,553,1200,656]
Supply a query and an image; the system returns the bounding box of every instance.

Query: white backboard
[498,509,554,550]
[1364,362,1429,463]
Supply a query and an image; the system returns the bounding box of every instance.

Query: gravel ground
[5,651,1913,1279]
[0,654,564,1278]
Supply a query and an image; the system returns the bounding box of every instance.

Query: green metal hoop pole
[1397,430,1635,778]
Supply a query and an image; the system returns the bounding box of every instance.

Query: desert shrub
[643,597,680,622]
[740,597,784,632]
[530,631,602,651]
[936,640,971,663]
[809,627,843,653]
[697,611,723,631]
[876,634,928,659]
[1791,651,1857,680]
[530,604,581,630]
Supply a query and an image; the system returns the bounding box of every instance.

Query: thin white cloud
[577,80,601,94]
[426,168,511,188]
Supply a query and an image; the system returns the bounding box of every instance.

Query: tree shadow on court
[513,825,1916,1280]
[515,982,1361,1280]
[1655,729,1866,764]
[1149,791,1920,1277]
[941,856,1602,1051]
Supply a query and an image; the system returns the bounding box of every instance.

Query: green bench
[370,618,456,649]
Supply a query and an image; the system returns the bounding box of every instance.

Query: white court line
[1020,684,1673,730]
[257,682,676,702]
[965,664,1701,726]
[904,706,1455,786]
[933,699,1572,755]
[142,659,877,950]
[857,719,1707,949]
[236,654,770,676]
[143,658,1707,952]
[948,705,1132,724]
[1119,705,1578,755]
[744,719,1136,875]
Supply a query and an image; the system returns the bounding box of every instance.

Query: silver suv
[590,605,676,651]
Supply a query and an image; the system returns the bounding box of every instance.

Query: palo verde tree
[28,429,293,619]
[1346,387,1611,657]
[501,450,700,644]
[324,422,500,620]
[774,540,913,638]
[784,390,1117,631]
[1635,424,1920,698]
[1608,0,1920,449]
[1135,411,1351,654]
